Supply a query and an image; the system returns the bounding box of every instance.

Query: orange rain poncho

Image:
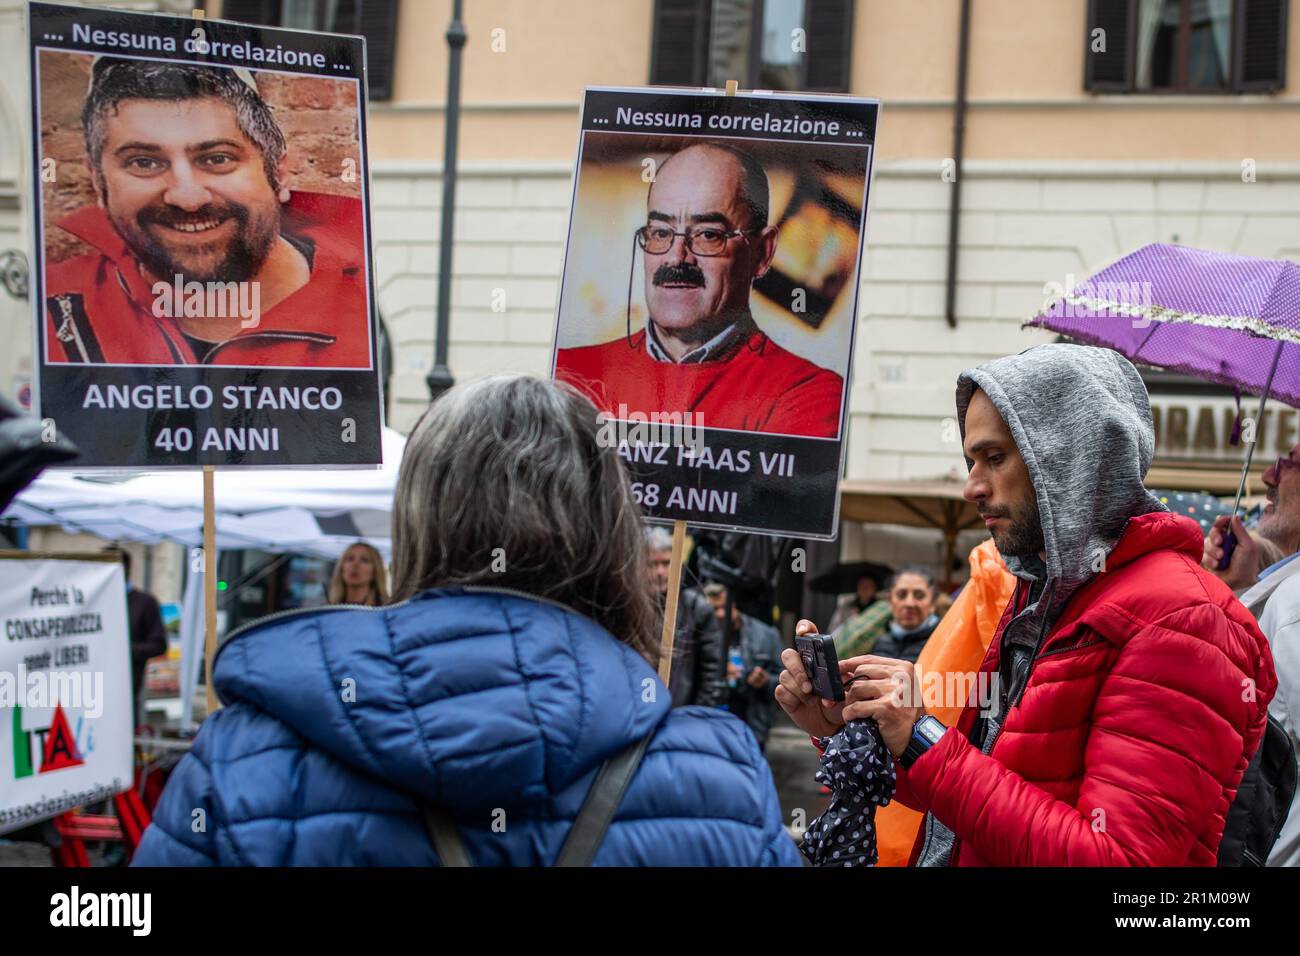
[874,538,1015,867]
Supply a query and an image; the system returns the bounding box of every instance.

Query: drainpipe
[944,0,972,329]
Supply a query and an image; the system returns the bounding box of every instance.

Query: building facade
[1,0,1296,589]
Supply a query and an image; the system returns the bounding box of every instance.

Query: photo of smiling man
[42,55,370,368]
[555,141,847,440]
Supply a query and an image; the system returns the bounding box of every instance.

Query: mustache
[137,202,247,230]
[978,506,1010,519]
[652,263,706,287]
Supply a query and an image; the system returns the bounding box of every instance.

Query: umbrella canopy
[1028,243,1299,406]
[810,560,894,595]
[1148,488,1231,534]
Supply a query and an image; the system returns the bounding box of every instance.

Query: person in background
[872,566,941,664]
[832,571,894,659]
[828,572,886,633]
[704,581,783,751]
[1206,439,1300,866]
[134,376,799,866]
[1203,438,1300,605]
[110,547,167,717]
[328,541,389,607]
[647,527,725,708]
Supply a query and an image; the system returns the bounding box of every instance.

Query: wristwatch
[897,715,947,770]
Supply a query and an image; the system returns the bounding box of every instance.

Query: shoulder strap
[421,803,472,867]
[555,732,654,867]
[418,732,654,868]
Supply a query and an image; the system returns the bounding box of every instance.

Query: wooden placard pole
[202,466,218,714]
[189,6,218,718]
[656,520,688,685]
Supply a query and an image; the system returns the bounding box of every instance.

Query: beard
[109,195,280,285]
[982,495,1045,560]
[1259,487,1300,552]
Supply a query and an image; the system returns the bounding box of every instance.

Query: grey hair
[390,375,659,665]
[644,525,674,553]
[82,57,287,192]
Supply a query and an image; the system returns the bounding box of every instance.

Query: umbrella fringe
[1047,294,1300,347]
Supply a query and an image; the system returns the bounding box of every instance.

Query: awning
[838,477,984,587]
[1146,461,1269,498]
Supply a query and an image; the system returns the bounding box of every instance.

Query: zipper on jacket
[1036,636,1102,659]
[201,330,337,364]
[52,295,91,363]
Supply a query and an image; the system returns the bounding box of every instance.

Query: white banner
[0,554,133,835]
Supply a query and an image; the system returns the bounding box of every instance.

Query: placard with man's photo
[27,2,382,467]
[551,87,878,539]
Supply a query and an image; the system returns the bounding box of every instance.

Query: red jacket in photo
[43,191,372,368]
[555,327,844,439]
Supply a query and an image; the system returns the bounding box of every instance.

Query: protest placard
[552,86,878,539]
[0,552,132,836]
[27,1,382,467]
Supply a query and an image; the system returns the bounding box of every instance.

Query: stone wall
[371,159,1300,482]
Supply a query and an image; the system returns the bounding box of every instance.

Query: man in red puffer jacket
[779,344,1276,865]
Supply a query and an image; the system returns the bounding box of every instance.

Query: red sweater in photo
[43,191,371,368]
[555,327,844,439]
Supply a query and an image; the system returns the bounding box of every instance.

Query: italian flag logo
[11,703,84,778]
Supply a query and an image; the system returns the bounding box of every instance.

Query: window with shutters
[650,0,854,93]
[218,0,400,101]
[1085,0,1288,93]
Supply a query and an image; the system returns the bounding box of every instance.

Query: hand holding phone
[794,631,845,702]
[776,621,850,739]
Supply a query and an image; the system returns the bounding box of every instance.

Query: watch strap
[898,716,944,770]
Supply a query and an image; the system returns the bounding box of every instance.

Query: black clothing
[666,588,725,708]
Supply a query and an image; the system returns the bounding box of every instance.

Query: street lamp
[426,0,465,401]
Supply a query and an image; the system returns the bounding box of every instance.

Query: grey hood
[955,343,1167,589]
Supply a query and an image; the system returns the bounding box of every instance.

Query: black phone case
[794,633,844,702]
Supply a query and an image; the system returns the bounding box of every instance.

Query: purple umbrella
[1027,243,1299,564]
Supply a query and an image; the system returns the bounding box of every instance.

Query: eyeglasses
[1272,455,1300,477]
[636,224,752,257]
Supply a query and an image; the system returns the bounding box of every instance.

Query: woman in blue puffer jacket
[133,375,802,867]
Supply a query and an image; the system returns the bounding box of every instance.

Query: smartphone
[794,630,845,702]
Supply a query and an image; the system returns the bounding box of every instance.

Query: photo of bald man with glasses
[555,142,845,440]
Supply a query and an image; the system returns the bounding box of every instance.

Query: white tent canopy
[4,429,406,733]
[3,427,405,560]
